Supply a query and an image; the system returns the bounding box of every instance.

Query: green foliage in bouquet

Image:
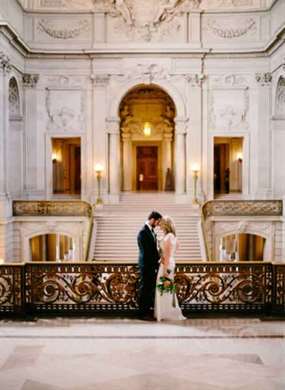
[156,276,176,296]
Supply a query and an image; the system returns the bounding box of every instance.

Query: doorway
[119,84,175,192]
[136,146,158,191]
[214,137,243,197]
[52,138,81,195]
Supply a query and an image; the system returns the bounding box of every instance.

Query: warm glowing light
[191,163,200,173]
[0,258,4,264]
[95,163,104,173]
[237,152,243,161]
[52,152,58,161]
[143,122,151,137]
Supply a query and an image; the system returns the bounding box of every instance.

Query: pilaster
[254,72,272,198]
[23,73,39,197]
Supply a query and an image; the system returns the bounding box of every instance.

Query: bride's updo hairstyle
[160,216,176,236]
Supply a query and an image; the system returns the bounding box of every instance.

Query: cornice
[0,21,284,60]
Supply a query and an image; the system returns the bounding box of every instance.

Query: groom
[137,211,162,320]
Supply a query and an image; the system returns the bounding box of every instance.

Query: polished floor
[0,317,284,389]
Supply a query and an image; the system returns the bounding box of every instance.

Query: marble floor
[0,317,284,390]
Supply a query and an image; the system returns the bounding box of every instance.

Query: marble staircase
[90,192,203,262]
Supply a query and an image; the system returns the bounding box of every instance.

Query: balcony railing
[0,262,284,317]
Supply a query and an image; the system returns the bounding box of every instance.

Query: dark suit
[137,224,160,316]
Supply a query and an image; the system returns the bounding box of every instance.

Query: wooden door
[136,146,158,191]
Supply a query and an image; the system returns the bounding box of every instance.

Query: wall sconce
[95,163,104,205]
[191,164,200,205]
[52,152,58,163]
[143,122,151,137]
[237,152,243,163]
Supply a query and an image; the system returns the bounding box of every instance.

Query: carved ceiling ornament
[108,0,201,41]
[38,18,90,39]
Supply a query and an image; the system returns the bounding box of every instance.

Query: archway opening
[219,233,265,261]
[119,84,176,192]
[30,234,74,262]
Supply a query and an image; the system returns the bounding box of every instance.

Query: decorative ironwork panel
[13,201,92,217]
[273,264,285,314]
[25,263,139,313]
[0,265,23,314]
[0,262,283,316]
[203,200,282,218]
[175,263,273,313]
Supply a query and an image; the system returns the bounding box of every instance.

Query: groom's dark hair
[148,211,162,220]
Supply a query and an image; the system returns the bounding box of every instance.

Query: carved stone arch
[108,79,187,125]
[23,228,79,262]
[275,75,285,118]
[215,223,273,261]
[8,76,22,119]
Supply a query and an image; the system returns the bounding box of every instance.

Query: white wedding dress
[154,233,186,321]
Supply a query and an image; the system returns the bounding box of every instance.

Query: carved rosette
[23,74,39,89]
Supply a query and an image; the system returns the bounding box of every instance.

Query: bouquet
[156,275,176,296]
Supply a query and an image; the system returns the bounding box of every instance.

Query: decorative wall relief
[45,76,85,133]
[108,0,200,42]
[37,18,90,40]
[204,15,258,40]
[276,76,285,118]
[209,88,249,131]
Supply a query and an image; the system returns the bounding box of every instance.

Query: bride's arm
[162,235,172,276]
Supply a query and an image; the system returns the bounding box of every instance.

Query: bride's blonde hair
[160,216,176,236]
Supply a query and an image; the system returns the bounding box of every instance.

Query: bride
[154,216,186,321]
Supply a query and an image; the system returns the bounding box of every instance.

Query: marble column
[122,132,132,191]
[108,119,120,203]
[175,119,187,196]
[22,73,39,197]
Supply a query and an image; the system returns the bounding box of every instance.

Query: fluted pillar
[108,119,120,203]
[175,119,187,197]
[122,132,132,191]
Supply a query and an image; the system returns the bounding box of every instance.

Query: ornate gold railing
[0,262,284,316]
[13,200,92,217]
